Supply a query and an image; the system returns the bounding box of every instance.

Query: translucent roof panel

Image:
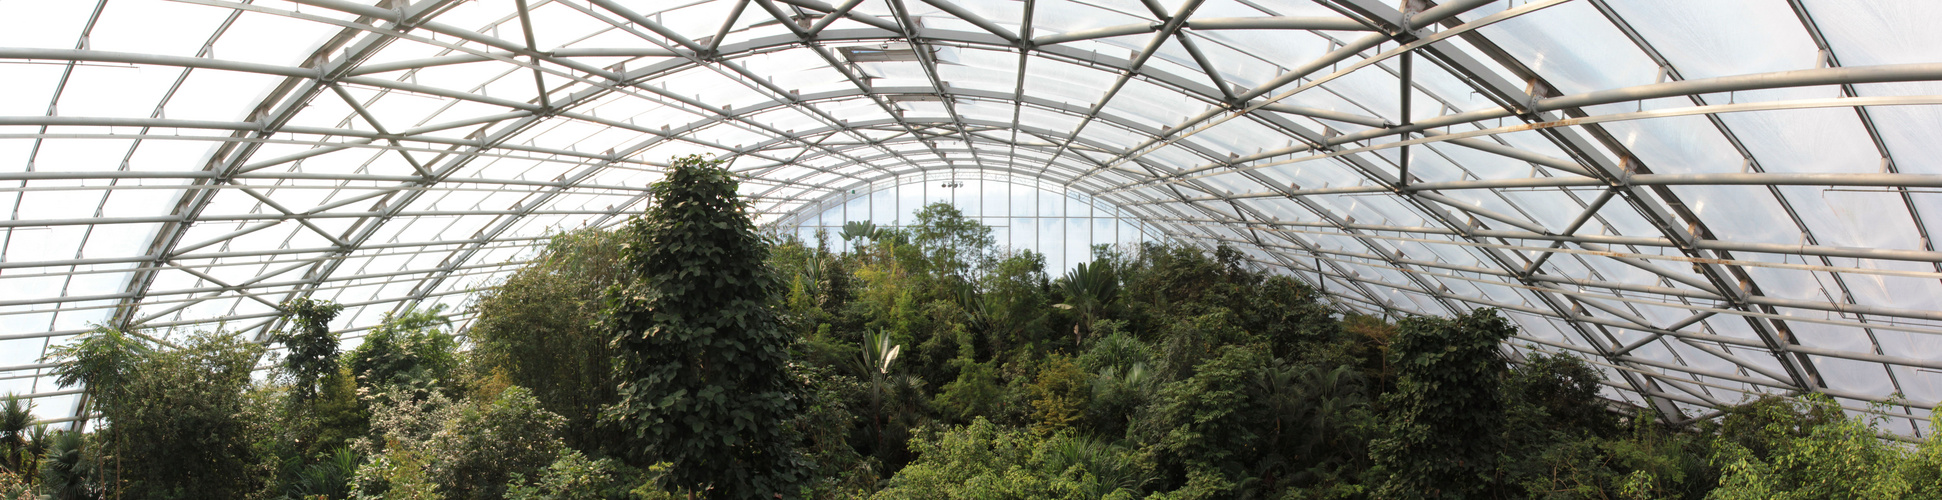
[4,0,1942,437]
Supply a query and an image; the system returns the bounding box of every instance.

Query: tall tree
[468,227,627,449]
[344,305,458,400]
[601,155,805,498]
[47,330,268,499]
[1370,308,1517,499]
[268,298,361,468]
[908,203,994,278]
[41,326,148,496]
[43,327,149,422]
[269,297,345,405]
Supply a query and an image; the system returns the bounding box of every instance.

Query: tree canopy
[600,154,806,498]
[13,160,1940,500]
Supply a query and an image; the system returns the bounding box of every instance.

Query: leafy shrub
[350,444,437,500]
[872,418,1149,500]
[1707,395,1937,499]
[935,358,1004,423]
[424,386,566,500]
[1028,355,1089,435]
[1137,344,1296,498]
[345,306,458,400]
[353,390,457,457]
[504,449,677,500]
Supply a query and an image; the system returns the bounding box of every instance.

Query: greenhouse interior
[2,0,1941,498]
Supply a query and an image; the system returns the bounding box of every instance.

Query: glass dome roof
[2,0,1939,438]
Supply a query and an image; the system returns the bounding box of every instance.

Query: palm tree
[1054,259,1120,345]
[798,249,827,300]
[1253,359,1367,491]
[839,220,880,249]
[853,330,903,453]
[21,425,46,479]
[0,394,31,475]
[284,447,359,500]
[1087,361,1154,438]
[1042,434,1152,497]
[38,431,97,500]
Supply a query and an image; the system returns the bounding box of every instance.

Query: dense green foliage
[1703,394,1942,499]
[346,305,461,399]
[268,298,359,470]
[48,329,268,498]
[468,227,627,449]
[14,155,1941,500]
[273,298,348,405]
[0,395,42,480]
[1371,309,1517,498]
[600,155,806,498]
[873,418,1148,499]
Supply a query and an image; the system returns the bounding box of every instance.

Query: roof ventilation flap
[838,43,961,64]
[746,14,822,33]
[840,43,923,62]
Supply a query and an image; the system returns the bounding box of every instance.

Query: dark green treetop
[601,154,805,498]
[1371,308,1517,499]
[908,203,994,278]
[47,329,267,499]
[44,326,150,413]
[468,226,629,450]
[270,297,345,404]
[345,304,458,399]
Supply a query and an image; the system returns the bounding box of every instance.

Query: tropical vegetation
[1,154,1935,499]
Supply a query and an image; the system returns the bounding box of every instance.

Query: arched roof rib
[1299,0,1791,420]
[757,0,1942,429]
[3,0,1940,436]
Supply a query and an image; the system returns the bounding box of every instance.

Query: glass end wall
[773,172,1161,272]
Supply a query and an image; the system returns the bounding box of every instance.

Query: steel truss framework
[1,0,1938,437]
